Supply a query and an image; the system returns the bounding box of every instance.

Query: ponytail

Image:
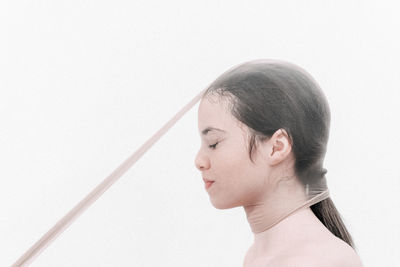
[310,197,355,249]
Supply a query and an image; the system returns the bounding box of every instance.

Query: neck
[243,171,330,234]
[248,207,331,255]
[243,175,309,234]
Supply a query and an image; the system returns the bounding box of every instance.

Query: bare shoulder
[323,236,364,267]
[301,237,363,267]
[275,237,364,267]
[243,234,364,267]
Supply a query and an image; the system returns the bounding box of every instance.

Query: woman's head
[195,59,331,209]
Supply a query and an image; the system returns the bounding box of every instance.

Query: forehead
[197,96,243,136]
[198,96,229,117]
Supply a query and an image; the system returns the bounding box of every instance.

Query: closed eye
[208,142,219,149]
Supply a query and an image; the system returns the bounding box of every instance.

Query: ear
[265,129,292,166]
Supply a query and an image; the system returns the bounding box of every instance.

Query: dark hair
[202,59,355,249]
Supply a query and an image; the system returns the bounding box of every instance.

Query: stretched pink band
[255,189,330,233]
[12,88,207,266]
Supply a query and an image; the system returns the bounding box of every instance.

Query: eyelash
[208,142,219,149]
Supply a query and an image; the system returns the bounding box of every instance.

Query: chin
[210,199,240,210]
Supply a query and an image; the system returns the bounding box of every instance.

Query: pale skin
[194,95,364,267]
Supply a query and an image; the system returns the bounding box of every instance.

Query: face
[194,95,274,209]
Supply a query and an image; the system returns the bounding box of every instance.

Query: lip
[202,177,215,190]
[204,181,215,190]
[202,177,215,183]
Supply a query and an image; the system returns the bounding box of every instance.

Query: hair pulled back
[202,59,355,249]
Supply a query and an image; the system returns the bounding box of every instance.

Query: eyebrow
[201,127,226,136]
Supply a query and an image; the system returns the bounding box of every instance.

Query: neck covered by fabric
[245,176,330,234]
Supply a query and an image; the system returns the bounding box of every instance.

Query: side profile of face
[194,95,287,209]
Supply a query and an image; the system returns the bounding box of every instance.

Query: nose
[194,150,210,171]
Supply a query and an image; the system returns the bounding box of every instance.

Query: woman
[194,59,364,266]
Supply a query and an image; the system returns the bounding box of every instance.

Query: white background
[1,1,399,266]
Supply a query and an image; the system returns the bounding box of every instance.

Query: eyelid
[208,141,219,149]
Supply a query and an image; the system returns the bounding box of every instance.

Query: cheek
[217,151,261,192]
[210,147,269,208]
[214,139,253,184]
[225,154,269,199]
[214,134,260,176]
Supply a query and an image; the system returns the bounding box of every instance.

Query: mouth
[204,181,215,190]
[203,177,214,183]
